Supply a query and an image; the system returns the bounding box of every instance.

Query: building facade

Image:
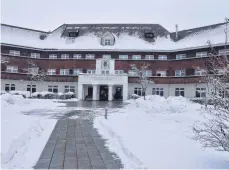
[1,23,229,100]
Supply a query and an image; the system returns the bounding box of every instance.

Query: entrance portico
[78,74,128,101]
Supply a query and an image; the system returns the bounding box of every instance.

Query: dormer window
[145,32,155,38]
[68,31,79,37]
[101,32,115,46]
[104,39,111,46]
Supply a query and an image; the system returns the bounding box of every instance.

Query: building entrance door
[99,85,108,101]
[114,87,122,100]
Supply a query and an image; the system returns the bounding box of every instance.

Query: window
[49,54,57,59]
[31,53,40,58]
[87,69,96,74]
[5,84,15,91]
[175,88,185,97]
[60,69,69,75]
[102,60,109,69]
[158,55,167,60]
[195,69,204,76]
[145,55,154,60]
[103,55,111,59]
[132,55,141,60]
[64,86,75,93]
[86,54,95,59]
[48,85,58,93]
[152,88,164,96]
[9,50,20,56]
[175,70,185,77]
[47,69,56,75]
[61,54,69,59]
[115,70,124,75]
[73,54,82,59]
[104,39,111,46]
[196,87,206,98]
[28,67,39,74]
[6,66,18,73]
[145,32,155,38]
[143,70,152,77]
[176,54,186,60]
[156,71,166,77]
[27,85,36,93]
[128,70,138,76]
[219,49,229,55]
[102,70,109,74]
[134,87,144,96]
[196,51,207,58]
[73,69,82,75]
[119,55,128,60]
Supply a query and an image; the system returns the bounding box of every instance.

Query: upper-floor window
[87,69,96,74]
[47,69,56,75]
[158,55,167,60]
[119,55,128,60]
[103,54,111,59]
[31,53,40,58]
[73,54,82,59]
[49,54,57,59]
[86,54,95,59]
[6,66,18,73]
[61,54,69,59]
[143,70,152,77]
[196,51,207,58]
[219,49,229,55]
[156,70,166,77]
[73,69,82,75]
[9,50,20,56]
[102,70,109,75]
[104,39,111,46]
[128,70,138,76]
[175,70,185,77]
[195,69,204,76]
[28,67,39,74]
[132,55,141,60]
[115,70,124,75]
[145,55,154,60]
[176,54,186,60]
[60,69,69,75]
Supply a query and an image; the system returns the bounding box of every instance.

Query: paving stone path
[35,119,123,169]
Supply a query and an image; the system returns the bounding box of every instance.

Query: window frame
[31,53,40,58]
[175,70,185,77]
[73,69,82,75]
[195,87,206,98]
[176,54,186,60]
[134,87,144,96]
[152,88,164,96]
[27,84,36,93]
[145,55,154,60]
[128,70,138,77]
[48,85,58,93]
[64,85,75,93]
[104,39,111,46]
[196,51,207,58]
[60,69,69,75]
[219,49,229,56]
[49,54,57,59]
[85,54,95,59]
[119,55,128,60]
[61,54,69,59]
[5,84,15,91]
[87,69,96,74]
[73,54,82,59]
[6,66,18,73]
[115,70,124,75]
[47,69,56,75]
[132,55,141,60]
[9,50,20,56]
[158,55,167,60]
[156,70,166,77]
[175,88,185,97]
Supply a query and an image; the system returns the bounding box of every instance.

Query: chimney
[175,24,178,40]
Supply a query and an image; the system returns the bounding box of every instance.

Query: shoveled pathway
[35,119,123,169]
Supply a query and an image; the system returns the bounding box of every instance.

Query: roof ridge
[1,23,49,33]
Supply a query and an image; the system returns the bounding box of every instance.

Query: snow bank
[94,95,229,168]
[0,94,65,168]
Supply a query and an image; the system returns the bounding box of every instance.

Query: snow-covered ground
[94,95,229,168]
[0,94,66,168]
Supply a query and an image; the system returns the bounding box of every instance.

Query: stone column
[93,85,98,101]
[78,83,83,100]
[108,85,113,101]
[123,84,128,100]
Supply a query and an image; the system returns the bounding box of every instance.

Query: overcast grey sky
[1,0,229,32]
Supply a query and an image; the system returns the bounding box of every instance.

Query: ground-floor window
[134,87,145,96]
[27,85,36,93]
[175,88,185,97]
[5,84,15,91]
[48,85,58,93]
[64,86,75,93]
[152,88,164,96]
[196,87,206,98]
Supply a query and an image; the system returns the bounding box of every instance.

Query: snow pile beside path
[94,95,229,169]
[1,93,65,168]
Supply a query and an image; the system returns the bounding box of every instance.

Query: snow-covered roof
[1,23,228,51]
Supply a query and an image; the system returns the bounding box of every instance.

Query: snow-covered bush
[31,91,76,99]
[131,94,140,99]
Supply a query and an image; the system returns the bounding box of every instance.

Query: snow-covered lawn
[94,95,229,168]
[0,94,66,168]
